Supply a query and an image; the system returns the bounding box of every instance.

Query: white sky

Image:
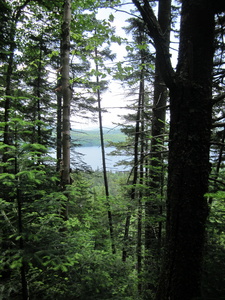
[73,3,134,130]
[73,1,179,130]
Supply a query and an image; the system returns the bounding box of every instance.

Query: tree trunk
[37,39,42,145]
[56,71,62,172]
[132,0,216,299]
[61,0,72,220]
[144,0,171,277]
[14,124,29,300]
[137,82,145,294]
[122,64,144,262]
[56,40,63,173]
[156,1,214,299]
[3,0,32,158]
[95,47,116,255]
[144,0,171,296]
[1,0,32,284]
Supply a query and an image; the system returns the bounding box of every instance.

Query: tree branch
[132,0,176,89]
[211,92,225,106]
[211,122,225,128]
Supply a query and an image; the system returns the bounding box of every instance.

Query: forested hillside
[71,128,126,146]
[0,1,225,300]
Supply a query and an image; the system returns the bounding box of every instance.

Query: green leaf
[21,143,47,152]
[0,143,16,151]
[108,13,114,22]
[125,45,134,52]
[10,257,22,269]
[0,173,15,182]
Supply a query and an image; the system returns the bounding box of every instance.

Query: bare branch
[212,122,225,128]
[212,92,225,106]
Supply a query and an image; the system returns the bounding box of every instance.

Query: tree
[60,0,72,220]
[0,0,11,61]
[132,0,225,299]
[94,46,116,254]
[2,0,32,166]
[112,17,154,268]
[0,0,34,289]
[0,0,224,298]
[144,0,170,296]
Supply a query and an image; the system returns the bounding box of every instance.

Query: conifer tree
[60,0,72,220]
[132,0,225,298]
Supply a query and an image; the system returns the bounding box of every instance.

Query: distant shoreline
[71,128,125,147]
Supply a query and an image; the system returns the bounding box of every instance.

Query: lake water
[73,146,130,172]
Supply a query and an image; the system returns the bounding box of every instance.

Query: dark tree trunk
[137,78,145,294]
[3,15,17,169]
[145,0,171,267]
[95,47,116,255]
[56,77,62,172]
[132,0,219,299]
[56,41,63,172]
[144,0,171,296]
[3,0,32,157]
[156,1,215,299]
[122,63,144,262]
[214,126,225,184]
[36,39,42,145]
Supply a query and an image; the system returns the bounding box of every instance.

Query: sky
[73,3,134,130]
[73,1,179,130]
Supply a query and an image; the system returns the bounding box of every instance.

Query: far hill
[71,128,126,147]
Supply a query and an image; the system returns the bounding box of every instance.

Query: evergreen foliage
[0,0,224,299]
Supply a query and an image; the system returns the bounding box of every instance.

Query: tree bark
[145,0,171,282]
[132,0,216,299]
[35,37,43,146]
[156,1,214,299]
[61,0,72,220]
[56,43,63,172]
[56,83,62,172]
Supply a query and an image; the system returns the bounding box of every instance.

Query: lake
[72,146,130,172]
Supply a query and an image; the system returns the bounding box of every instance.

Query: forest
[71,128,125,147]
[0,0,225,299]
